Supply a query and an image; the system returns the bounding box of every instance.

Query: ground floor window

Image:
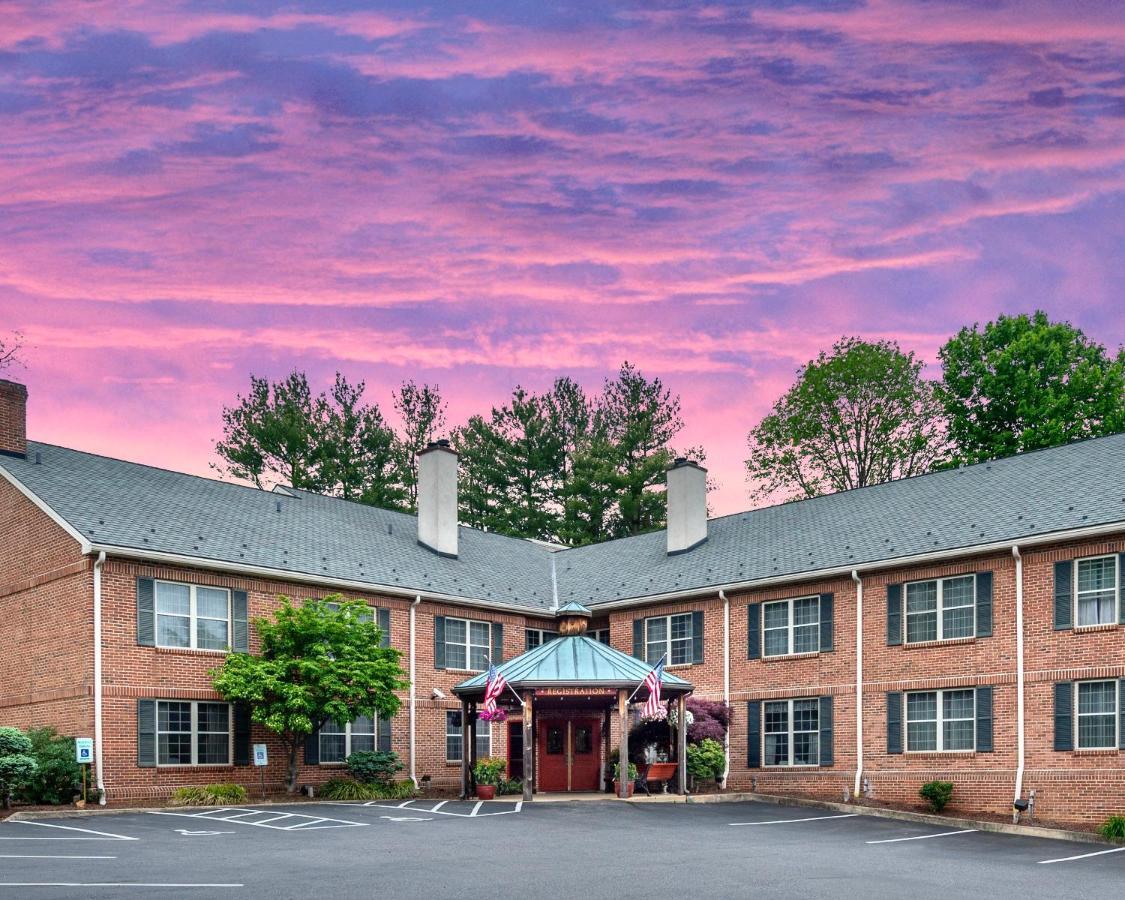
[1077,680,1119,749]
[906,689,974,752]
[446,711,492,762]
[319,715,376,763]
[157,700,231,766]
[763,698,818,766]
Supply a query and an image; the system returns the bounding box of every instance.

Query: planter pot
[476,784,496,800]
[613,781,634,799]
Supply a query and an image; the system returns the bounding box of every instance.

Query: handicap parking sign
[75,737,94,764]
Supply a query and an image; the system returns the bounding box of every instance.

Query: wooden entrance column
[676,693,688,795]
[522,691,534,802]
[459,697,471,799]
[617,687,630,799]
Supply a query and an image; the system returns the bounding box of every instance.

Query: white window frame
[762,596,820,657]
[155,579,232,651]
[444,617,493,672]
[318,715,377,765]
[905,689,976,753]
[904,575,975,644]
[762,698,819,767]
[1074,555,1119,628]
[525,628,558,650]
[645,613,693,666]
[1075,679,1119,750]
[156,700,232,767]
[445,710,492,762]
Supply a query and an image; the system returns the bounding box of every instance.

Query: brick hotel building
[0,376,1123,825]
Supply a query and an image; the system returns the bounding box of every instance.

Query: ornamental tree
[0,726,37,809]
[211,597,408,794]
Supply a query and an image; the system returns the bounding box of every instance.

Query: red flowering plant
[478,707,507,723]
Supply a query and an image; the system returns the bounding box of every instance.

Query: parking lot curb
[686,791,1112,846]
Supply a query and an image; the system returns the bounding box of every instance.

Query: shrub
[1099,815,1125,842]
[686,699,732,745]
[17,728,82,806]
[319,778,416,801]
[919,780,954,813]
[0,727,37,809]
[0,727,32,758]
[498,777,523,796]
[346,751,403,787]
[686,738,726,781]
[473,757,507,787]
[170,783,248,806]
[612,761,638,782]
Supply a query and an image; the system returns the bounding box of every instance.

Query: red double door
[537,717,601,792]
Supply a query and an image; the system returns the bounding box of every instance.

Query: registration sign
[74,737,94,764]
[253,743,269,767]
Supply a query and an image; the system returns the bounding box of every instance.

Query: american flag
[483,663,507,714]
[640,657,666,718]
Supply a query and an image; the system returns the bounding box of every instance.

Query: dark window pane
[546,726,564,754]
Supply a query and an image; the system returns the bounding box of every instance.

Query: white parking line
[1037,846,1125,865]
[0,883,243,889]
[149,809,366,830]
[8,822,137,841]
[866,829,977,844]
[469,801,484,817]
[430,801,448,812]
[0,855,117,860]
[729,814,858,826]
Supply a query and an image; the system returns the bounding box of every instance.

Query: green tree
[16,728,82,806]
[392,380,447,510]
[0,726,37,809]
[210,597,407,793]
[939,311,1125,464]
[318,374,401,507]
[746,337,948,501]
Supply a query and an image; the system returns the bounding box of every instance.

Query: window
[1075,556,1118,627]
[525,628,558,650]
[1076,680,1118,749]
[905,575,974,643]
[318,715,376,764]
[590,628,610,645]
[323,600,374,623]
[445,711,491,762]
[645,614,693,665]
[156,700,230,766]
[763,699,819,766]
[905,689,975,752]
[444,618,492,671]
[155,580,231,650]
[762,596,819,657]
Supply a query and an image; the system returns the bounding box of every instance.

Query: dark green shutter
[975,572,992,638]
[886,692,903,754]
[491,623,503,665]
[887,584,902,646]
[137,699,156,767]
[378,714,392,752]
[304,731,320,765]
[819,593,834,652]
[747,701,761,768]
[1119,556,1125,625]
[1053,682,1073,751]
[819,696,834,766]
[232,590,249,652]
[691,611,703,665]
[377,608,391,648]
[137,577,155,646]
[1119,680,1125,751]
[526,629,534,651]
[975,686,993,752]
[434,616,446,669]
[1053,561,1073,630]
[233,703,251,765]
[747,604,761,660]
[633,618,645,660]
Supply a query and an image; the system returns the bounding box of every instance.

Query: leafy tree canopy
[939,311,1125,465]
[746,337,948,501]
[210,597,408,793]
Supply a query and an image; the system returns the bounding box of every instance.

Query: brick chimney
[417,439,459,558]
[0,379,27,458]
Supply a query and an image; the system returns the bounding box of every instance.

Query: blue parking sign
[75,737,94,764]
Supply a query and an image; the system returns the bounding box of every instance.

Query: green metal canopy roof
[555,600,592,617]
[453,635,692,697]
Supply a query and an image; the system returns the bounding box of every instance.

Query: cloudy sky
[2,0,1124,513]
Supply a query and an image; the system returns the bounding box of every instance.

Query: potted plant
[612,761,638,798]
[473,757,506,800]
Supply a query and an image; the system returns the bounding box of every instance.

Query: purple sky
[2,1,1124,514]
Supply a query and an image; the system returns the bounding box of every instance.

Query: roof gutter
[586,519,1125,611]
[93,551,107,804]
[81,543,546,617]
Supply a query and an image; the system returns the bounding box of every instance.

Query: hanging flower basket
[479,708,508,723]
[639,702,668,723]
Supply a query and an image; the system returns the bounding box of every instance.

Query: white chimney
[666,457,707,555]
[417,440,459,558]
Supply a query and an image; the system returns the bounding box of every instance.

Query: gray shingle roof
[3,433,1125,612]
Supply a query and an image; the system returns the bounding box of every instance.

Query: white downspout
[93,551,107,804]
[719,589,730,789]
[409,595,421,789]
[1012,545,1025,803]
[851,569,863,800]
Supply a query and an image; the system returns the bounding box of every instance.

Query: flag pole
[484,656,526,708]
[627,654,666,704]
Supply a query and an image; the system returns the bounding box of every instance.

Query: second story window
[1076,556,1118,627]
[525,628,558,650]
[155,580,231,650]
[445,617,492,671]
[645,613,693,666]
[906,575,974,643]
[763,596,820,657]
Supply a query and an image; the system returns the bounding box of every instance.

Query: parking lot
[0,799,1121,899]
